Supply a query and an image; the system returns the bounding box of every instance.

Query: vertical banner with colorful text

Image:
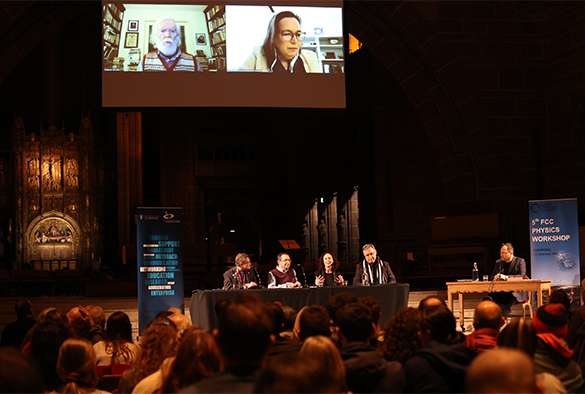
[529,199,580,286]
[137,207,184,335]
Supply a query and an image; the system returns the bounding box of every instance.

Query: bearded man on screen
[140,16,201,72]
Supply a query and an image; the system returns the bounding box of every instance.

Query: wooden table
[446,279,552,328]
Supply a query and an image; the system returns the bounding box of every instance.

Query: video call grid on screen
[102,0,346,108]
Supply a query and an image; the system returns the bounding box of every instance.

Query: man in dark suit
[353,244,396,286]
[487,242,527,316]
[223,253,259,290]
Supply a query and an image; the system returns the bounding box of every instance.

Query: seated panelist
[223,253,258,290]
[267,253,301,288]
[314,252,344,286]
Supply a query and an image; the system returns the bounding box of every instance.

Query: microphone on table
[233,272,239,289]
[253,268,263,289]
[296,264,309,288]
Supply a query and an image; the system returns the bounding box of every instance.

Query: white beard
[157,38,178,57]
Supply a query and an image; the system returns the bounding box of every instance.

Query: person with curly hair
[55,338,109,394]
[379,307,421,365]
[93,312,138,366]
[117,317,177,393]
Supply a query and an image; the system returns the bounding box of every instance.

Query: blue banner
[529,199,580,286]
[137,207,184,334]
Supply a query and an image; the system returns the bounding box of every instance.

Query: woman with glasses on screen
[240,11,321,73]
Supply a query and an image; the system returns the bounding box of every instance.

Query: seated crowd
[2,286,585,393]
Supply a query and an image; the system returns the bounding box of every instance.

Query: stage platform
[0,289,531,342]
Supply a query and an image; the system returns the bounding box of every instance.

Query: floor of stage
[0,289,528,342]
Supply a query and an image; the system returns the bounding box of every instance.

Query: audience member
[67,306,104,344]
[135,326,221,394]
[464,300,505,353]
[279,304,297,339]
[160,327,221,393]
[296,305,331,342]
[497,317,537,356]
[418,296,446,310]
[380,307,421,365]
[299,335,348,392]
[30,319,76,391]
[359,296,383,346]
[402,305,476,393]
[88,305,106,331]
[466,348,540,393]
[254,353,344,393]
[496,317,566,394]
[169,311,192,333]
[549,288,573,319]
[327,292,358,324]
[181,293,273,393]
[264,301,299,362]
[566,278,585,371]
[55,338,108,394]
[336,303,404,393]
[0,299,36,348]
[0,347,45,393]
[93,311,138,365]
[118,316,177,393]
[531,303,583,392]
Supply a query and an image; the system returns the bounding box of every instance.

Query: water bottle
[472,262,479,281]
[362,270,370,286]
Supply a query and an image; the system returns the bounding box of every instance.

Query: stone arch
[346,1,504,202]
[24,210,82,267]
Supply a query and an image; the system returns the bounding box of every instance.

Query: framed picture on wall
[124,32,138,48]
[128,20,139,31]
[196,33,206,46]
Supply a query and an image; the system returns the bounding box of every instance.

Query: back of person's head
[0,347,45,393]
[57,338,99,393]
[137,317,178,378]
[418,296,446,310]
[31,320,75,391]
[265,302,285,335]
[161,327,221,393]
[473,300,505,331]
[497,317,537,356]
[216,293,273,365]
[380,307,421,364]
[66,306,90,333]
[327,292,357,323]
[300,335,347,391]
[214,299,231,322]
[105,311,132,342]
[548,289,571,311]
[358,296,381,325]
[336,303,373,344]
[531,303,569,337]
[88,306,105,329]
[254,353,343,393]
[298,305,331,341]
[418,304,457,344]
[14,299,33,319]
[43,308,75,336]
[281,305,297,330]
[169,312,192,333]
[466,348,538,393]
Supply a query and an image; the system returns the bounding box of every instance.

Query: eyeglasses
[280,30,306,41]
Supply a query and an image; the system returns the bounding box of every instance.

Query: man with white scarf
[353,244,396,286]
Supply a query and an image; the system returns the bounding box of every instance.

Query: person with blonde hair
[56,338,109,394]
[300,335,348,392]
